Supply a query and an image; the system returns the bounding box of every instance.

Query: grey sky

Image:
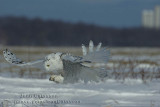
[0,0,160,28]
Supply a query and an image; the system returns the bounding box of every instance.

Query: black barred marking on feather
[84,61,91,63]
[3,49,23,64]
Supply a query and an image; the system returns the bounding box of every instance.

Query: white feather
[89,40,94,52]
[82,44,87,56]
[96,42,102,51]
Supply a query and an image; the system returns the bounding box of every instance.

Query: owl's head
[44,52,63,72]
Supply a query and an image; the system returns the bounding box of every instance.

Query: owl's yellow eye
[47,65,50,67]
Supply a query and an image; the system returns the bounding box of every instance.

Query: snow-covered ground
[0,76,160,107]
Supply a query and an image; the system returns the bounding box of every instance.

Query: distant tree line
[0,16,160,47]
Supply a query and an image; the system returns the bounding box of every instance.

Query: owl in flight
[3,41,110,83]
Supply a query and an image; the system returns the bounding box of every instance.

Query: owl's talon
[49,74,64,83]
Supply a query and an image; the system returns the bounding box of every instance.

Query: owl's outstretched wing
[63,40,110,64]
[81,40,110,63]
[61,41,109,83]
[3,49,44,66]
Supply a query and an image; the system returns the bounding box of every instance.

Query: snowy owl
[3,41,110,83]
